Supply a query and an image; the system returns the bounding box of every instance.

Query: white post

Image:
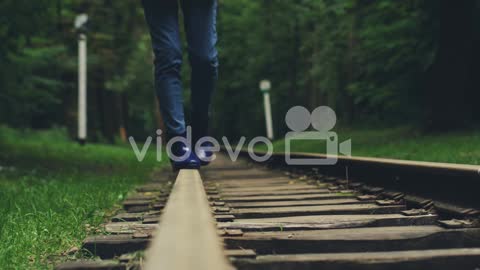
[263,92,274,140]
[259,80,274,140]
[78,33,87,144]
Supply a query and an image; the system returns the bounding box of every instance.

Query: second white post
[259,80,274,140]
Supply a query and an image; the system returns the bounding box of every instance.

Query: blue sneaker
[168,136,200,171]
[196,141,214,166]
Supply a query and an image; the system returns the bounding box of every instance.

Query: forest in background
[1,0,479,142]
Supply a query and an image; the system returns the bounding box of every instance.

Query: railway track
[56,152,480,270]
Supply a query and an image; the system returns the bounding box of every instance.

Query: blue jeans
[142,0,218,140]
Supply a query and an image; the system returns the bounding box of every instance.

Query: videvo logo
[129,105,351,165]
[284,106,351,165]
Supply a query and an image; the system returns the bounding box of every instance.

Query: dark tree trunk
[102,90,116,143]
[425,0,475,131]
[290,13,299,103]
[119,92,129,142]
[344,10,357,124]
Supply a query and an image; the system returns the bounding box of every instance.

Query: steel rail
[235,150,480,208]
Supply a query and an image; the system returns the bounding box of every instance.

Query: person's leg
[142,0,199,170]
[142,0,185,137]
[181,0,218,143]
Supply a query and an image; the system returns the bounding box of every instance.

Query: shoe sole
[200,161,211,166]
[172,163,201,171]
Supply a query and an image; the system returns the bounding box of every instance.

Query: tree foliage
[1,0,479,141]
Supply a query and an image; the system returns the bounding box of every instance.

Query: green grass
[0,126,166,269]
[258,126,480,165]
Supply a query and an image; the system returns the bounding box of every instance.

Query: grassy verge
[257,126,480,165]
[0,126,166,269]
